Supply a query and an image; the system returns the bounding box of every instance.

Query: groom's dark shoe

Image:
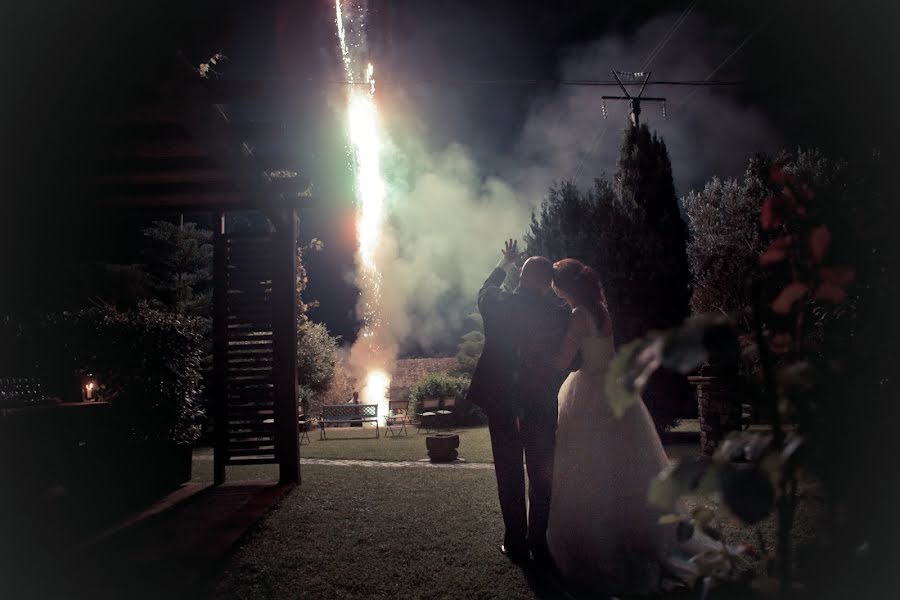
[500,543,530,565]
[530,544,556,572]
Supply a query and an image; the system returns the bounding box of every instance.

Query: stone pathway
[194,454,494,469]
[300,457,494,469]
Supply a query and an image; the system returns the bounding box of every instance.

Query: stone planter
[689,371,743,456]
[425,433,459,462]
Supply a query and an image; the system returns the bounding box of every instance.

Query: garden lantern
[81,373,98,402]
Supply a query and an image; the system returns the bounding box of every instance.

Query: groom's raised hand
[500,239,522,268]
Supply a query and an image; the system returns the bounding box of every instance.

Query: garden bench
[0,377,57,411]
[319,403,379,439]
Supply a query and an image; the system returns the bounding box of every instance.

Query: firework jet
[335,0,394,418]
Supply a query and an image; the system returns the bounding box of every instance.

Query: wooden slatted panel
[224,234,276,464]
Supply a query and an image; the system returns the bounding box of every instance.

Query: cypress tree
[613,123,691,341]
[612,123,694,430]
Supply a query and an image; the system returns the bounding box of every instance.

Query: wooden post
[212,211,228,485]
[272,208,300,484]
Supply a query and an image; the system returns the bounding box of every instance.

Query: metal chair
[436,396,456,430]
[384,398,410,437]
[416,398,441,434]
[298,413,312,445]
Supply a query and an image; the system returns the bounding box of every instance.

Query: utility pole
[601,71,667,128]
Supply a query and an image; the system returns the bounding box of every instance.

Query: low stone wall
[689,375,743,456]
[388,357,459,404]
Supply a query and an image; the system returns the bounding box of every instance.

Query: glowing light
[347,73,385,269]
[335,0,392,409]
[361,369,390,422]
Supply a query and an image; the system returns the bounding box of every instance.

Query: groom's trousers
[488,411,556,553]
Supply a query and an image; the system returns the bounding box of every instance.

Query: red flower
[759,236,796,266]
[772,282,809,314]
[760,196,780,230]
[769,164,786,186]
[813,282,847,303]
[819,266,856,286]
[808,225,832,264]
[769,332,793,354]
[760,192,805,230]
[799,183,816,200]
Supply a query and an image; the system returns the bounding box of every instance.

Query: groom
[465,240,570,565]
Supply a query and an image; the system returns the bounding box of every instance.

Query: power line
[639,0,699,71]
[676,20,768,109]
[676,0,791,110]
[571,0,700,184]
[238,77,743,88]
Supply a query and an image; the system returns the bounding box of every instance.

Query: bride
[545,258,677,595]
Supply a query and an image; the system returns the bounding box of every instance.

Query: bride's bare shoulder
[569,306,592,329]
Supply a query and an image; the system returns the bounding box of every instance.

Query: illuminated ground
[200,426,819,600]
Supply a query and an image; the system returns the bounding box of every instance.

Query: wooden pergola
[90,54,316,485]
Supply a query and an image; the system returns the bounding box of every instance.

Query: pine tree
[141,220,213,316]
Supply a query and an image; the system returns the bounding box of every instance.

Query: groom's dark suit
[466,265,570,558]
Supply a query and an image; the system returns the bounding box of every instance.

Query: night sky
[1,0,897,350]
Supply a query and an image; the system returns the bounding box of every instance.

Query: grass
[212,464,550,600]
[201,436,820,600]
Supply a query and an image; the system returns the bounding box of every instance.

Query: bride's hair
[552,258,610,333]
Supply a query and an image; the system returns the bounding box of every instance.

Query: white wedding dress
[546,311,676,595]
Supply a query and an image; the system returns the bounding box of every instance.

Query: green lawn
[198,427,820,600]
[212,464,555,600]
[208,462,819,600]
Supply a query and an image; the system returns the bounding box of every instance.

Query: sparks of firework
[334,0,353,80]
[347,72,385,270]
[335,0,392,420]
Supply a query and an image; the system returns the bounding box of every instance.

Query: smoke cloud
[348,11,782,357]
[508,14,781,198]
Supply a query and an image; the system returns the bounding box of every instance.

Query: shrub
[297,320,338,393]
[454,328,484,376]
[608,161,867,597]
[317,358,355,418]
[408,373,470,422]
[36,305,207,444]
[298,385,315,418]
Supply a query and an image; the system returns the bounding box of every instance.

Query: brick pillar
[690,373,742,456]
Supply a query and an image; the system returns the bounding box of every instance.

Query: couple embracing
[465,240,683,595]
